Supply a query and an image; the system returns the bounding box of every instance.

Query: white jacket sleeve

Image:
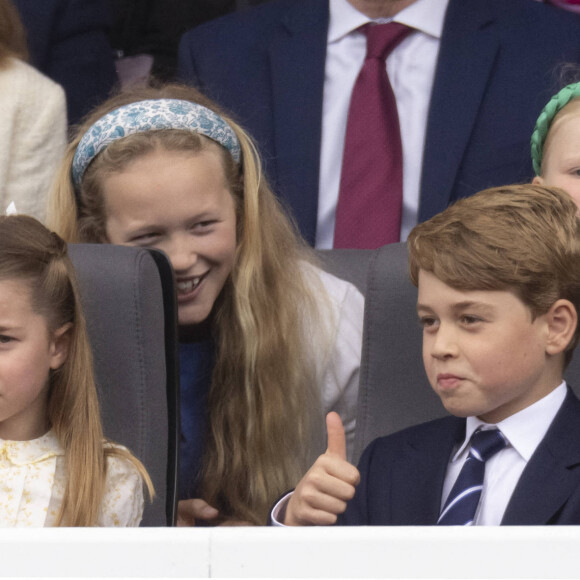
[0,59,67,222]
[309,266,365,462]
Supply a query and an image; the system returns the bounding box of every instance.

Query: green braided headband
[531,82,580,176]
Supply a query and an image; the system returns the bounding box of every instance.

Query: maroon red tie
[334,22,412,249]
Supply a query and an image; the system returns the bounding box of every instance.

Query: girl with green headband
[531,81,580,207]
[47,83,364,526]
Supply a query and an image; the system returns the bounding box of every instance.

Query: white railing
[0,526,577,578]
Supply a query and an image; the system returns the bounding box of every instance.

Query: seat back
[317,243,446,464]
[68,244,179,526]
[315,248,373,296]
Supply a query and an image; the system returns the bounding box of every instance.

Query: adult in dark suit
[14,0,118,126]
[339,389,580,525]
[178,0,580,246]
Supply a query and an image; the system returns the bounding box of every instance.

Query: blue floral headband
[72,99,241,187]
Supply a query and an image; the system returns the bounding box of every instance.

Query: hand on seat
[177,498,219,526]
[177,498,253,526]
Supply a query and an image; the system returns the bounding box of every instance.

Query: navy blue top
[178,340,214,500]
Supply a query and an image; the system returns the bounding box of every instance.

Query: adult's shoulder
[0,58,65,97]
[180,0,329,57]
[13,0,112,59]
[184,0,326,38]
[0,58,66,149]
[448,0,580,37]
[487,0,580,25]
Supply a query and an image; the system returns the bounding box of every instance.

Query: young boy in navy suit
[272,184,580,526]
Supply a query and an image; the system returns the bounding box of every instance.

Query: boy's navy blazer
[338,388,580,526]
[179,0,580,245]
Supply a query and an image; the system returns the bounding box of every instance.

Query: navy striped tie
[437,428,507,526]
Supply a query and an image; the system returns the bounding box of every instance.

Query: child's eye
[419,316,438,329]
[0,335,13,344]
[129,232,159,245]
[460,315,482,325]
[192,220,217,233]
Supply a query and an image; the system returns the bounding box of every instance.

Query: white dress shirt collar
[453,381,568,463]
[328,0,448,44]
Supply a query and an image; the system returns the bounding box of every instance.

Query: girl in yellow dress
[0,214,152,526]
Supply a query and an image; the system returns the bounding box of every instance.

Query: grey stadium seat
[317,243,446,464]
[69,244,179,526]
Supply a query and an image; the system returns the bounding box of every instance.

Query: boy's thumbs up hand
[326,410,347,459]
[284,412,360,526]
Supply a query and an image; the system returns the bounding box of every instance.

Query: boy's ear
[49,322,73,370]
[545,299,578,356]
[532,175,545,186]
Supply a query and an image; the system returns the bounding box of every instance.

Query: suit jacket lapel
[419,0,498,222]
[391,418,464,525]
[502,390,580,525]
[268,0,328,245]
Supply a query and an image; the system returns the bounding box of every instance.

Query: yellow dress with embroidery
[0,430,144,527]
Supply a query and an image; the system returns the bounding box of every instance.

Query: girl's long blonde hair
[48,84,327,524]
[0,215,152,526]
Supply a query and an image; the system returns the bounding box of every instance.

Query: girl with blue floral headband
[531,81,580,208]
[48,84,364,526]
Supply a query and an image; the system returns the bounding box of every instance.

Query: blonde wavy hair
[0,215,153,526]
[0,0,28,68]
[48,84,327,524]
[408,184,580,366]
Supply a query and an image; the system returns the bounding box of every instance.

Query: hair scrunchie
[531,82,580,176]
[49,231,68,258]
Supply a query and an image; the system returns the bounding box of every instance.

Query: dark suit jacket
[337,389,580,525]
[179,0,580,245]
[14,0,118,126]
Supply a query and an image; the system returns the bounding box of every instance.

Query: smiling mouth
[176,273,207,295]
